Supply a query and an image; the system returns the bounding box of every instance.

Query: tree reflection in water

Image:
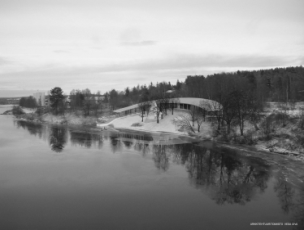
[291,185,304,230]
[134,142,150,156]
[8,120,304,226]
[123,141,133,149]
[171,143,272,205]
[152,145,170,171]
[14,120,44,138]
[157,142,304,227]
[70,131,103,149]
[274,171,295,214]
[109,131,152,156]
[49,126,67,152]
[110,136,122,153]
[274,172,304,230]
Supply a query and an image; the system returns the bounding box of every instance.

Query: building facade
[33,92,46,106]
[113,97,222,117]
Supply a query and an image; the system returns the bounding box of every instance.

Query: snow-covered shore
[97,111,213,138]
[6,104,304,160]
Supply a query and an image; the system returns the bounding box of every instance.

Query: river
[0,105,304,230]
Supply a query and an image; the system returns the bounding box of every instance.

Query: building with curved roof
[113,97,222,116]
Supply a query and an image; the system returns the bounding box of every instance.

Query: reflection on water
[292,185,304,228]
[70,130,103,149]
[15,120,44,138]
[275,171,295,214]
[274,171,304,228]
[49,126,67,152]
[10,120,304,229]
[153,145,170,171]
[173,144,271,205]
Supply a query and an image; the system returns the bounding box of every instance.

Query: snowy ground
[21,107,36,114]
[97,110,213,137]
[264,102,304,117]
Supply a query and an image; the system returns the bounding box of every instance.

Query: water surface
[1,105,304,230]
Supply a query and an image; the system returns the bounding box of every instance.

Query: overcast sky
[0,0,303,96]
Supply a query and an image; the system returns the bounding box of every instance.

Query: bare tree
[232,89,264,135]
[172,113,196,133]
[195,112,205,132]
[145,101,152,118]
[172,102,211,133]
[209,99,223,131]
[299,107,304,130]
[159,97,170,116]
[154,100,162,123]
[222,95,238,135]
[247,92,264,131]
[188,106,198,127]
[169,98,180,115]
[199,100,213,121]
[172,106,201,133]
[229,90,248,136]
[138,101,151,122]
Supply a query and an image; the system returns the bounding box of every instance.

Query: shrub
[12,106,25,116]
[35,106,51,116]
[273,112,289,127]
[295,134,304,148]
[24,113,36,121]
[260,115,274,140]
[243,130,257,145]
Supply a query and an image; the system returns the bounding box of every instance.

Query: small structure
[113,97,222,117]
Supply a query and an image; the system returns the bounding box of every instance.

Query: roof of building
[177,97,221,110]
[113,97,221,113]
[113,103,139,113]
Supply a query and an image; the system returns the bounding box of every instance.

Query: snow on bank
[42,113,97,126]
[97,111,213,138]
[21,107,36,114]
[264,102,304,117]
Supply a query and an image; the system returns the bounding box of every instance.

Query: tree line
[103,66,304,135]
[19,96,37,108]
[25,66,304,134]
[105,66,304,110]
[46,87,106,116]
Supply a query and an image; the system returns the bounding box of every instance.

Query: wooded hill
[106,66,304,110]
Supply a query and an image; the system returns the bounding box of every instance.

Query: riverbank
[97,112,213,137]
[14,112,107,127]
[97,111,304,161]
[213,110,304,159]
[6,107,213,139]
[4,105,304,160]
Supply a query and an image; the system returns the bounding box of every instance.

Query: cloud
[0,53,296,78]
[94,53,294,72]
[0,57,10,65]
[53,50,69,53]
[0,90,37,97]
[0,53,299,94]
[121,40,157,46]
[120,28,157,46]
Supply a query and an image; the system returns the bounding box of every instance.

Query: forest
[42,66,304,121]
[19,66,304,132]
[13,66,304,149]
[105,66,304,110]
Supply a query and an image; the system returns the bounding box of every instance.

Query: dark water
[1,105,304,230]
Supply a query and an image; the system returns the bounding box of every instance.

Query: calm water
[1,105,304,230]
